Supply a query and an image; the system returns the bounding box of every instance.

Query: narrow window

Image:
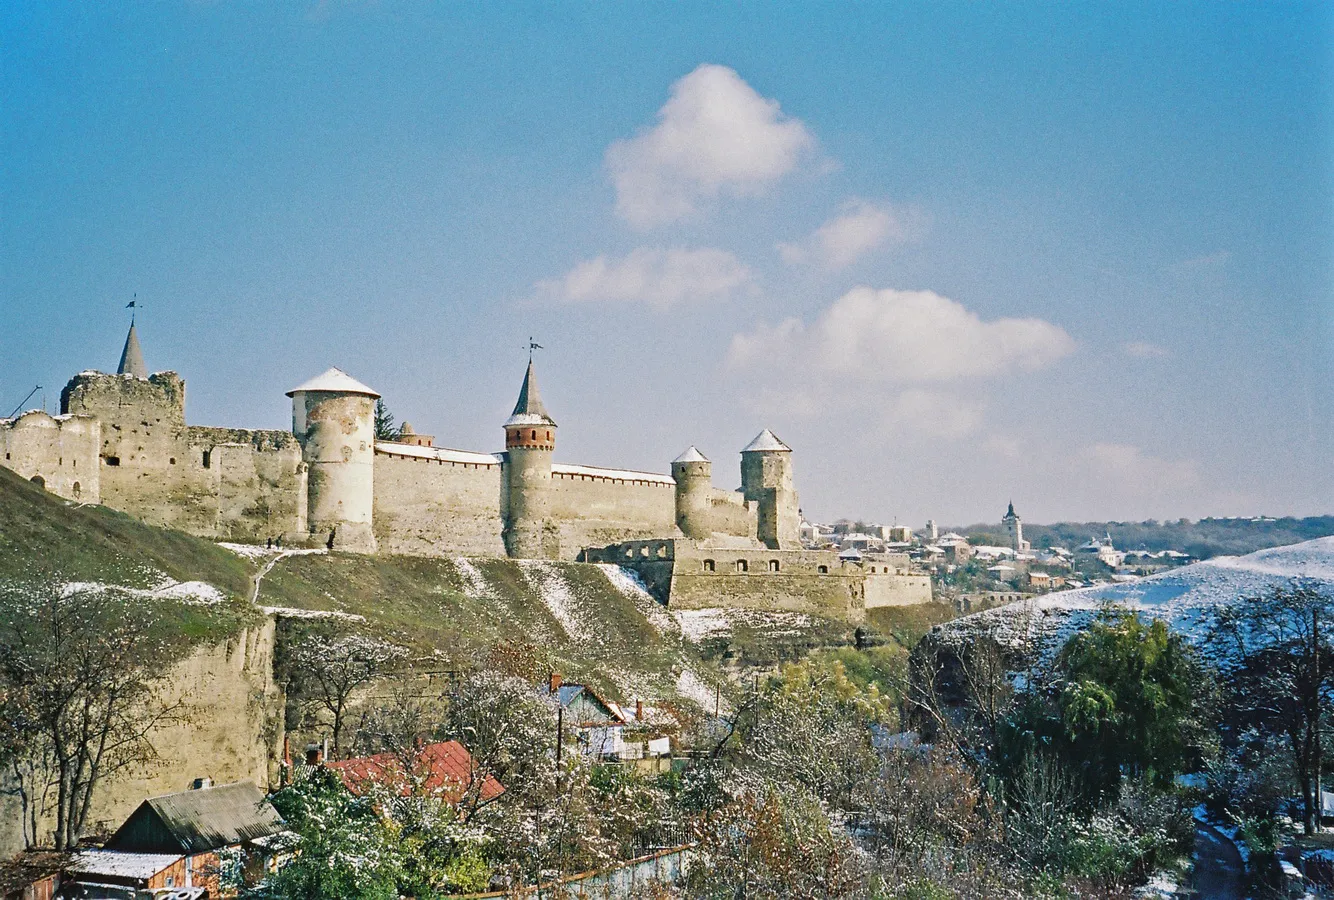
[703,559,715,572]
[202,450,211,469]
[736,559,748,573]
[531,429,537,440]
[768,560,780,572]
[169,457,176,465]
[105,456,120,466]
[72,481,81,497]
[818,565,828,574]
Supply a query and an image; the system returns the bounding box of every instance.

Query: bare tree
[289,631,407,759]
[0,585,188,849]
[1209,581,1333,835]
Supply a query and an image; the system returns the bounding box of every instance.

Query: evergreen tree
[373,399,402,442]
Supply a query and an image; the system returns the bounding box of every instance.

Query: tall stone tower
[288,368,380,553]
[1002,501,1029,552]
[672,446,712,540]
[502,359,559,559]
[740,429,800,550]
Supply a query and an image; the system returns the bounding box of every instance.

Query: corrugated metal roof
[106,781,285,854]
[68,851,182,880]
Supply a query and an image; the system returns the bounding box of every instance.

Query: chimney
[191,777,212,790]
[305,744,323,765]
[549,672,562,692]
[636,699,645,721]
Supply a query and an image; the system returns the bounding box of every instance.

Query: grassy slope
[0,465,258,640]
[1,465,957,704]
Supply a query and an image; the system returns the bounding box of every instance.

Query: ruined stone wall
[0,620,284,857]
[0,411,101,503]
[58,372,306,541]
[373,447,506,557]
[546,467,678,560]
[707,487,756,539]
[863,573,934,608]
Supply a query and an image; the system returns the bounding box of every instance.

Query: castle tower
[287,368,380,553]
[672,446,713,540]
[1002,501,1029,552]
[502,359,559,559]
[117,322,147,378]
[740,429,800,550]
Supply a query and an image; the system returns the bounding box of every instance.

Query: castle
[1,324,932,618]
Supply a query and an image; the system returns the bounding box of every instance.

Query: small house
[98,781,286,895]
[328,741,505,809]
[542,674,628,759]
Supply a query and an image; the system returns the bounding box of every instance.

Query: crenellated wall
[373,444,507,556]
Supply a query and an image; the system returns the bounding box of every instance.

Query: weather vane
[527,337,543,361]
[125,293,140,325]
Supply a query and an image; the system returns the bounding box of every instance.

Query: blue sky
[3,2,1331,526]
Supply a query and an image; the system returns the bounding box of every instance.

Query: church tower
[502,359,559,559]
[288,368,380,553]
[740,429,800,550]
[1002,501,1029,552]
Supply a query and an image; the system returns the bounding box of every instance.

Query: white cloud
[1122,340,1170,359]
[606,64,815,228]
[536,247,753,309]
[726,287,1074,438]
[727,287,1075,383]
[778,199,917,269]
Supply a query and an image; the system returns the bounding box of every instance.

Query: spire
[505,359,556,428]
[1006,500,1016,519]
[117,323,147,378]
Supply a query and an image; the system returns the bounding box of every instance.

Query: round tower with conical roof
[288,368,380,553]
[741,429,800,550]
[672,446,713,540]
[502,359,559,559]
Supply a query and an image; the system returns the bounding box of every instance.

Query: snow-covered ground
[673,607,814,643]
[938,537,1334,661]
[61,577,227,605]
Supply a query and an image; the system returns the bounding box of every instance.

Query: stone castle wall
[589,539,934,620]
[547,466,678,560]
[0,410,101,503]
[0,620,284,858]
[58,372,307,542]
[373,445,507,556]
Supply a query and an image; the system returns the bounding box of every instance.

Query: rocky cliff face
[0,620,284,857]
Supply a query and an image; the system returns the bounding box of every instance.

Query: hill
[931,536,1334,665]
[1,465,944,709]
[956,515,1334,559]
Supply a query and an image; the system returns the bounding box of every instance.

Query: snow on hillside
[940,537,1334,663]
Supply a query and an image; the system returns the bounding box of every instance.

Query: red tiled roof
[328,741,504,804]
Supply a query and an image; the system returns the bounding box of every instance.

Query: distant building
[924,519,938,542]
[1002,502,1030,552]
[329,740,504,807]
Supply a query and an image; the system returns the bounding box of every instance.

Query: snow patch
[596,564,676,635]
[676,669,720,711]
[61,578,226,606]
[453,557,499,599]
[259,606,366,622]
[673,607,815,643]
[518,560,592,641]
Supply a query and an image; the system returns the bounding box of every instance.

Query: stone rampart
[0,410,101,503]
[547,465,678,560]
[373,444,507,557]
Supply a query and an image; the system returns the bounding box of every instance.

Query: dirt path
[1192,823,1246,900]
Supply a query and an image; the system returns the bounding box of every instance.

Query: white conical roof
[741,429,791,453]
[285,367,380,398]
[673,446,709,463]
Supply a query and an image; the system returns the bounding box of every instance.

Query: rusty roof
[328,740,505,805]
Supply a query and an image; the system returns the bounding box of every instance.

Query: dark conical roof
[504,360,556,428]
[1005,501,1017,519]
[117,323,147,378]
